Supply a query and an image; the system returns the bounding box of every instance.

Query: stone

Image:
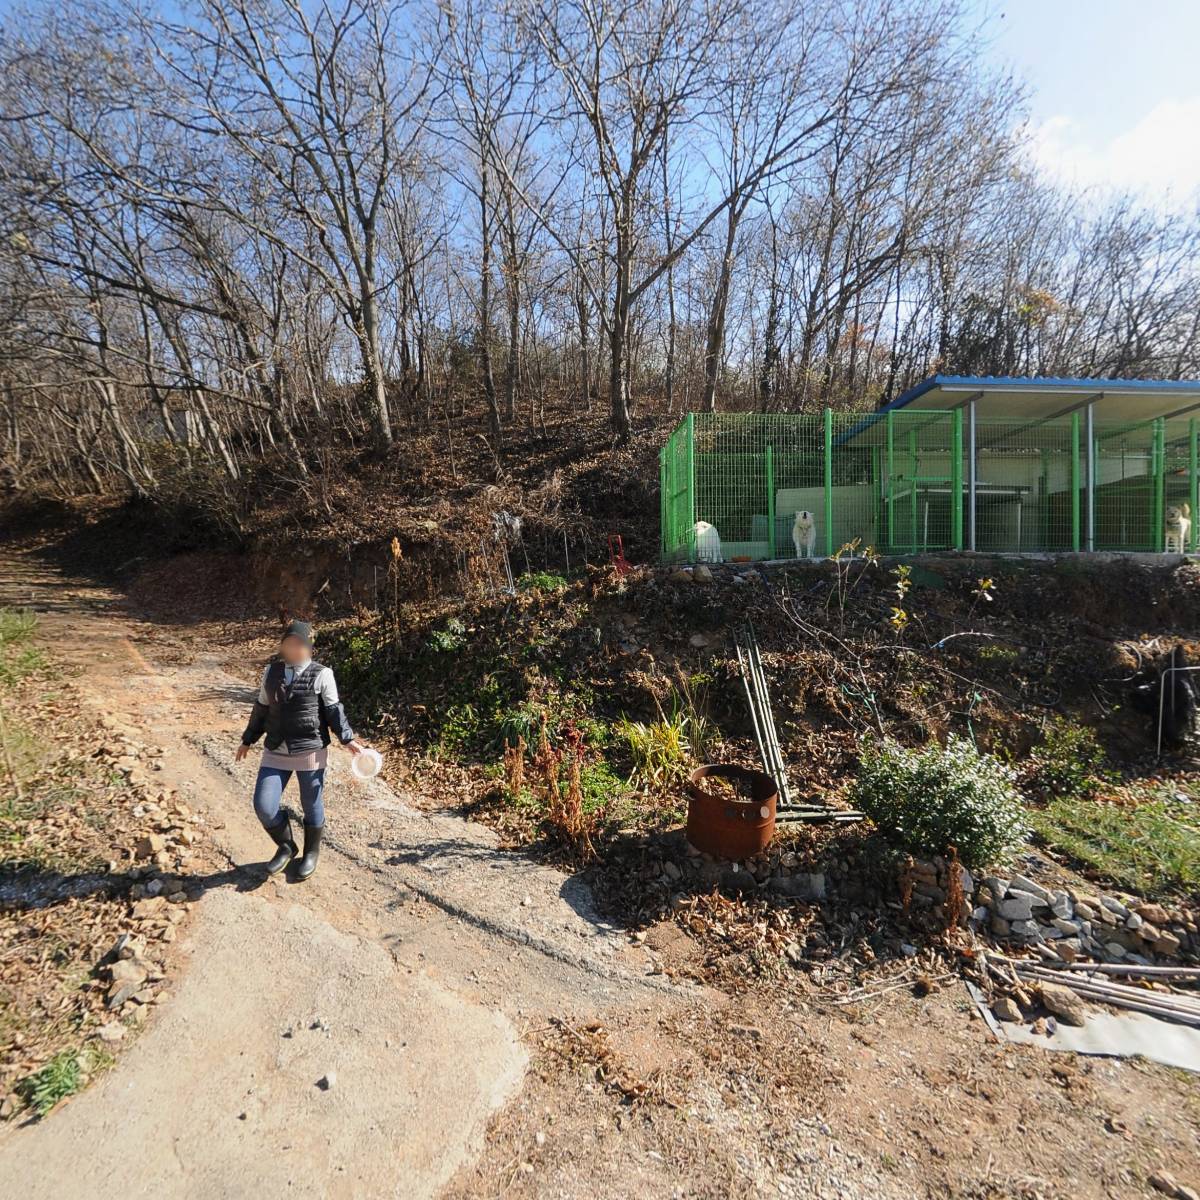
[1052,917,1081,936]
[1155,930,1182,956]
[971,905,990,924]
[317,1072,336,1091]
[983,876,1010,902]
[535,1131,546,1148]
[1073,902,1096,922]
[1040,983,1088,1027]
[1104,942,1127,959]
[994,997,1022,1023]
[1139,922,1162,942]
[692,565,713,583]
[1149,1172,1179,1197]
[997,895,1035,921]
[1050,891,1073,920]
[1136,902,1171,925]
[1057,939,1081,963]
[135,834,165,859]
[669,569,692,583]
[661,860,682,881]
[145,878,164,897]
[688,633,710,648]
[132,897,166,920]
[769,873,825,901]
[1100,895,1129,918]
[1008,875,1053,905]
[1097,906,1119,927]
[110,959,147,986]
[97,1022,126,1043]
[1011,919,1042,941]
[107,982,140,1009]
[1124,912,1144,932]
[989,915,1011,938]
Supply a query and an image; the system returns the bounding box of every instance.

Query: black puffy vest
[264,660,326,752]
[241,660,354,754]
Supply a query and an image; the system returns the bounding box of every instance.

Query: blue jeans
[253,765,326,829]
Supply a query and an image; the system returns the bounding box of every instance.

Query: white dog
[692,520,723,563]
[791,510,817,559]
[1165,503,1192,553]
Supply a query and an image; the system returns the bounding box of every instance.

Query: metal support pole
[1153,417,1166,551]
[823,407,834,557]
[967,397,977,552]
[909,430,918,552]
[1085,401,1095,552]
[765,444,775,559]
[1071,412,1080,551]
[1190,418,1198,552]
[951,408,963,550]
[886,411,895,551]
[685,411,695,560]
[658,447,667,559]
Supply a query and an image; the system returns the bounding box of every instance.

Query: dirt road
[0,557,664,1198]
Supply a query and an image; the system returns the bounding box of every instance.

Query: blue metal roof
[886,374,1200,414]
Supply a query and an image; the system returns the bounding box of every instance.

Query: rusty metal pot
[685,765,777,860]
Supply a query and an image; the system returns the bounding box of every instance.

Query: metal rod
[1156,664,1200,756]
[967,397,977,552]
[1085,400,1095,552]
[823,407,834,557]
[1191,418,1198,553]
[1071,411,1081,551]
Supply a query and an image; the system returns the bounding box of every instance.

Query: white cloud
[1027,98,1200,207]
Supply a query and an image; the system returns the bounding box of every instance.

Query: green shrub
[427,617,467,653]
[850,736,1026,867]
[1027,717,1112,801]
[517,571,568,594]
[17,1049,83,1117]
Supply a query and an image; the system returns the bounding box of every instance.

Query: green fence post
[658,446,667,559]
[908,429,918,552]
[765,443,775,559]
[1191,418,1198,552]
[823,407,834,556]
[886,411,895,552]
[1071,412,1080,551]
[685,411,696,560]
[951,409,963,550]
[1153,417,1166,551]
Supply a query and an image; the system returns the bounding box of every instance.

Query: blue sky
[973,0,1200,203]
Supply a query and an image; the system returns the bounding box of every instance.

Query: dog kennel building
[659,376,1200,562]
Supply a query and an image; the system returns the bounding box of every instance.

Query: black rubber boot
[264,814,298,875]
[295,823,323,881]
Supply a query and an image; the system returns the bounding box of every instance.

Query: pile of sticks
[734,623,862,824]
[987,954,1200,1027]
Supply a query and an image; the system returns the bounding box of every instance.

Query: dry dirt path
[0,556,669,1199]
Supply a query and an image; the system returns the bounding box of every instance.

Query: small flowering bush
[851,736,1027,867]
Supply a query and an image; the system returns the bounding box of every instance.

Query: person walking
[236,620,364,879]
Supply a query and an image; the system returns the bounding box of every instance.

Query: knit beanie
[283,619,314,651]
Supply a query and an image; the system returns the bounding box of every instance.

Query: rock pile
[972,873,1196,965]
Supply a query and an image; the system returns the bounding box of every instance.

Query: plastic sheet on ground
[965,981,1200,1073]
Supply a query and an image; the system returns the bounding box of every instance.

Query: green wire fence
[660,409,1200,562]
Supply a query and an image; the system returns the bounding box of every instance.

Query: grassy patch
[0,609,46,688]
[15,1045,114,1118]
[1031,795,1200,898]
[517,571,568,594]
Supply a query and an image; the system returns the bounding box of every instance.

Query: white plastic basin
[350,747,383,781]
